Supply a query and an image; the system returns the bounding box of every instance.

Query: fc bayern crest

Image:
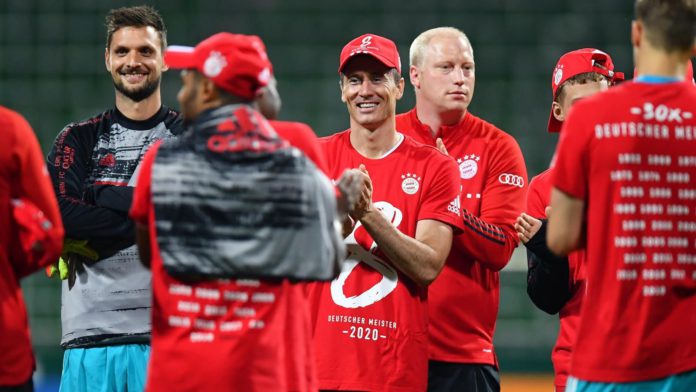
[457,154,480,179]
[203,51,227,78]
[401,173,421,195]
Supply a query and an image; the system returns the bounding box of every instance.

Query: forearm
[454,211,518,271]
[359,210,446,286]
[525,235,571,315]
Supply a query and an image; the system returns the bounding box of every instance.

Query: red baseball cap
[165,33,272,100]
[338,33,401,74]
[548,48,624,132]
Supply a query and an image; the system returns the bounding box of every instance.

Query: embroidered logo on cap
[203,51,227,78]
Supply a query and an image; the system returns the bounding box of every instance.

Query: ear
[409,65,420,89]
[631,20,642,48]
[339,77,347,103]
[105,47,111,72]
[161,55,169,72]
[395,77,405,100]
[552,101,565,122]
[200,78,218,103]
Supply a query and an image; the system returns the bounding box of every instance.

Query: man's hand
[336,168,364,215]
[515,213,542,244]
[350,164,374,221]
[62,238,99,261]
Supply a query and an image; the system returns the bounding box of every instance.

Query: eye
[438,64,452,72]
[371,75,384,83]
[140,47,154,56]
[348,77,361,85]
[115,48,128,56]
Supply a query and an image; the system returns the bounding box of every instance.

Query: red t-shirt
[396,109,527,365]
[131,141,317,392]
[270,120,329,175]
[311,130,463,391]
[553,80,696,382]
[0,106,63,386]
[527,168,585,391]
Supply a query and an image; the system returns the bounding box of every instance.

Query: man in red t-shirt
[130,33,344,392]
[311,33,463,391]
[395,27,527,391]
[514,48,623,392]
[548,0,696,390]
[0,106,64,390]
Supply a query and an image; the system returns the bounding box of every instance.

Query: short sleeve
[418,154,464,231]
[552,104,593,199]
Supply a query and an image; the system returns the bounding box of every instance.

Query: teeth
[358,103,377,108]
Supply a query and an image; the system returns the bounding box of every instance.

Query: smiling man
[310,33,464,391]
[45,5,181,392]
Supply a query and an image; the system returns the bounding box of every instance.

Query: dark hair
[105,5,167,51]
[635,0,696,52]
[555,72,609,102]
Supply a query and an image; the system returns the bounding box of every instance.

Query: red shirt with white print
[396,109,527,366]
[131,141,317,392]
[552,80,696,382]
[527,168,586,392]
[311,130,463,392]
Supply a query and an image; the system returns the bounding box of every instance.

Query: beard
[113,75,160,102]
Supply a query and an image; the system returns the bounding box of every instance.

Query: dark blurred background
[1,0,634,390]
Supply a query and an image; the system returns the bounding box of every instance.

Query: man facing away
[548,0,696,390]
[515,48,623,392]
[45,6,181,391]
[311,33,464,391]
[395,27,527,391]
[131,32,345,391]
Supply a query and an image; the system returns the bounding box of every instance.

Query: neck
[115,88,163,121]
[349,117,401,159]
[415,100,466,138]
[635,44,690,79]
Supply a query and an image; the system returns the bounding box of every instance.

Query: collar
[407,108,470,140]
[633,75,682,84]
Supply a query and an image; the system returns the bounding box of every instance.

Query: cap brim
[339,51,398,74]
[547,105,561,133]
[164,45,197,69]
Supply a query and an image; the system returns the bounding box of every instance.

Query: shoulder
[402,135,453,165]
[318,129,349,145]
[467,112,520,147]
[529,168,553,192]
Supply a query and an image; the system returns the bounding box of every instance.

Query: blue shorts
[59,344,150,392]
[566,368,696,392]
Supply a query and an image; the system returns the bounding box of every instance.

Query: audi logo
[498,173,524,188]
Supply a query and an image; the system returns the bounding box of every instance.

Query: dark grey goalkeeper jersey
[46,106,182,348]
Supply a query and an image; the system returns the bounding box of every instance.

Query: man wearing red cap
[0,106,64,391]
[514,48,623,392]
[130,32,345,391]
[310,33,463,391]
[394,27,527,391]
[548,0,696,390]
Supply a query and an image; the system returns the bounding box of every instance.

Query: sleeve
[418,154,465,232]
[46,123,135,246]
[129,141,160,225]
[551,107,592,199]
[290,123,330,176]
[454,135,528,271]
[524,220,572,314]
[11,111,64,277]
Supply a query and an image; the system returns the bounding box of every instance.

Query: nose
[124,50,142,68]
[452,67,465,86]
[358,80,374,96]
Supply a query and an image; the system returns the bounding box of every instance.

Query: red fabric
[527,168,586,390]
[311,130,462,392]
[270,120,330,175]
[396,109,527,365]
[0,106,63,386]
[552,81,696,382]
[165,33,271,100]
[132,142,317,392]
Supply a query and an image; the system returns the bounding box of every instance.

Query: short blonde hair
[409,27,473,67]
